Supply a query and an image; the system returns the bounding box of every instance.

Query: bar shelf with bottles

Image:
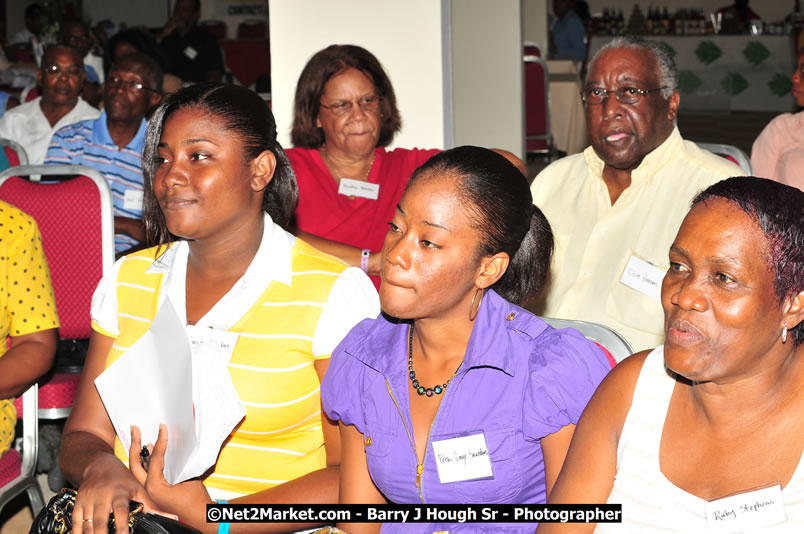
[588,5,799,112]
[592,5,802,37]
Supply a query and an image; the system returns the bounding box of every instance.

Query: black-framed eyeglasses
[107,75,159,95]
[319,95,380,116]
[580,86,668,105]
[43,64,83,77]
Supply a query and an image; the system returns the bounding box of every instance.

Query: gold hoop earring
[782,322,788,344]
[469,288,485,321]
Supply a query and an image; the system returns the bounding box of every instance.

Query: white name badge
[123,189,144,211]
[186,326,239,368]
[184,46,198,60]
[705,484,786,533]
[619,255,665,303]
[338,178,380,200]
[431,433,493,484]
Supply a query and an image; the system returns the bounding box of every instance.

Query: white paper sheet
[95,299,246,484]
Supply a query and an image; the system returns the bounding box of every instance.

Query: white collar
[146,213,294,285]
[146,213,295,329]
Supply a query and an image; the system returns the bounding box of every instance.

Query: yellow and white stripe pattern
[105,241,347,495]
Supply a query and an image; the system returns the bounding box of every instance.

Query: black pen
[140,446,151,471]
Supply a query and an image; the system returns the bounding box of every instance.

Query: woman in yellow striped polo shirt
[59,83,379,534]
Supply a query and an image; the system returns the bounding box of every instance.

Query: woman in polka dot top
[0,200,59,458]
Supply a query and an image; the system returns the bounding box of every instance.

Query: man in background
[45,53,162,255]
[157,0,224,83]
[0,45,99,164]
[530,37,743,354]
[58,19,105,108]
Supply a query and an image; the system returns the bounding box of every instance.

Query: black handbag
[29,488,202,534]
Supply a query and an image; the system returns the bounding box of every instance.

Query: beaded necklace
[407,324,463,397]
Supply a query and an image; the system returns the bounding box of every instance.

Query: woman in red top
[287,44,524,289]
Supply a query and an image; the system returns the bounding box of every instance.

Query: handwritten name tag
[705,484,786,533]
[123,189,144,211]
[186,326,239,368]
[619,255,665,303]
[338,178,380,200]
[431,433,493,484]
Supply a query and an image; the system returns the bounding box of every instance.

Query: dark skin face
[380,172,507,322]
[662,199,791,383]
[153,108,273,243]
[38,47,85,109]
[60,22,92,57]
[104,58,161,125]
[553,0,574,18]
[585,47,680,173]
[171,0,199,32]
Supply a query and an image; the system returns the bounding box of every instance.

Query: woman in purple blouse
[321,146,611,533]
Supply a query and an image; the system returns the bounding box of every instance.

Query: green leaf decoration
[768,74,793,97]
[677,71,702,95]
[742,41,771,65]
[721,72,749,96]
[657,41,677,58]
[695,41,723,65]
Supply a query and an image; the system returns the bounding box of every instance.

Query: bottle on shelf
[675,8,685,35]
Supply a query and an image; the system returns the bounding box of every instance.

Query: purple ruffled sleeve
[320,318,373,435]
[522,326,611,440]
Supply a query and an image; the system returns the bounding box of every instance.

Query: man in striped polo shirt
[45,52,163,256]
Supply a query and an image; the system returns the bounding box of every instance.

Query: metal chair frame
[542,317,634,363]
[0,138,29,165]
[0,384,44,515]
[697,142,753,175]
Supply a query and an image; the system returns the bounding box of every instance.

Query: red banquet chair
[524,52,555,160]
[200,19,227,40]
[0,138,29,167]
[524,40,542,58]
[237,19,267,39]
[0,384,44,515]
[0,165,114,420]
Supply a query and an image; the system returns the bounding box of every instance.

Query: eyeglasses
[64,34,90,46]
[107,75,159,95]
[319,96,380,116]
[43,64,83,77]
[580,86,668,105]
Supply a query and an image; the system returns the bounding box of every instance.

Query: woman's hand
[129,425,213,530]
[70,452,156,534]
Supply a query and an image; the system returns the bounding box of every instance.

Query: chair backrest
[0,138,29,166]
[7,43,34,64]
[237,19,267,39]
[22,86,39,103]
[524,54,552,153]
[541,317,634,363]
[524,40,542,58]
[0,165,115,340]
[200,19,227,40]
[697,142,753,175]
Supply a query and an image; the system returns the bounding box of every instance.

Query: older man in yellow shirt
[530,36,744,355]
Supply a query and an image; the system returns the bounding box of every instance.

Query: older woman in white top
[538,176,804,533]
